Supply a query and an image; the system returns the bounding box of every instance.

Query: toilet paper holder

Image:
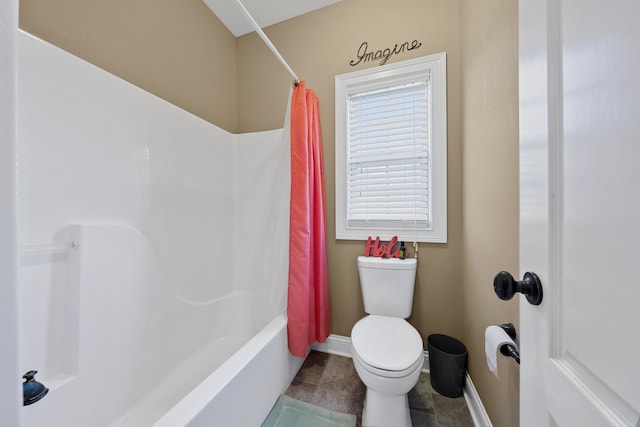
[498,323,520,364]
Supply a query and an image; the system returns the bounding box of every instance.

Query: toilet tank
[357,256,417,318]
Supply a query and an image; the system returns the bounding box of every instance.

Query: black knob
[23,371,37,382]
[23,370,49,406]
[493,271,543,306]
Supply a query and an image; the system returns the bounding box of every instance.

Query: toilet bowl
[351,315,423,427]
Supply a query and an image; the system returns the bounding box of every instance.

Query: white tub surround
[17,31,295,426]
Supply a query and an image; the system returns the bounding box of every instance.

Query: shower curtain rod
[232,0,300,85]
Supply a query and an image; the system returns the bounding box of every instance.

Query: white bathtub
[155,313,303,427]
[17,31,298,426]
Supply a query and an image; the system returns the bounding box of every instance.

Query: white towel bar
[20,241,78,257]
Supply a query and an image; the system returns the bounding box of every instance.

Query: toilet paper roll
[485,325,518,375]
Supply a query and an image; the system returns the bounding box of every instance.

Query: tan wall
[19,0,238,132]
[460,1,520,426]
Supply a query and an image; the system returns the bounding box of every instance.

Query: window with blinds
[335,53,447,243]
[347,80,431,229]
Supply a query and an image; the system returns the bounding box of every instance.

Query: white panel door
[519,0,640,426]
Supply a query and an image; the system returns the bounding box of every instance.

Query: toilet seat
[351,315,423,373]
[352,345,423,379]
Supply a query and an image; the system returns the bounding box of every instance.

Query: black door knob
[493,271,543,305]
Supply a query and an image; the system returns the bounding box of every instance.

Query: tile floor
[284,350,474,427]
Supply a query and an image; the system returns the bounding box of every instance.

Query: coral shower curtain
[287,81,330,357]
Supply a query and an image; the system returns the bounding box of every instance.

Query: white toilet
[351,255,423,427]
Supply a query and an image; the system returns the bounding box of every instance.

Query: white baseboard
[463,373,493,427]
[312,334,352,357]
[312,334,492,427]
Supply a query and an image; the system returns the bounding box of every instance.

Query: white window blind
[347,79,431,230]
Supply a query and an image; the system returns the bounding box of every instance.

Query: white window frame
[335,52,447,243]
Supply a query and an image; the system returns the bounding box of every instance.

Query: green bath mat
[261,395,356,427]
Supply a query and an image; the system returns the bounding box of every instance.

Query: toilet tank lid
[357,256,417,270]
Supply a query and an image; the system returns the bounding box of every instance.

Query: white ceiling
[202,0,343,37]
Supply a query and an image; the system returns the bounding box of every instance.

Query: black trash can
[427,334,468,398]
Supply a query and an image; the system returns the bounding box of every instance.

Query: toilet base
[362,388,411,427]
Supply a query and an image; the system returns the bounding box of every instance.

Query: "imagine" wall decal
[349,40,422,67]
